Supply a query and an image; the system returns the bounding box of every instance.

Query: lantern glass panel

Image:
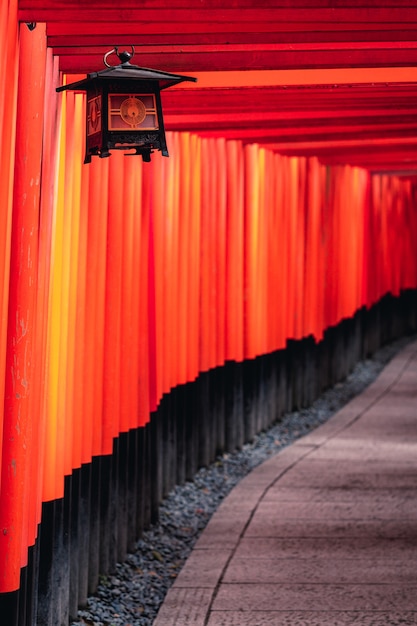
[108,93,159,131]
[87,94,102,136]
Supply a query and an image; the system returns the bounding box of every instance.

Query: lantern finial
[104,46,135,68]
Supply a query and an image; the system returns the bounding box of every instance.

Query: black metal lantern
[56,47,196,163]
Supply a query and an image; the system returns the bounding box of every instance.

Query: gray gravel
[72,335,414,626]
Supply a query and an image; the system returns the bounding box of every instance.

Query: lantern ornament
[56,46,197,163]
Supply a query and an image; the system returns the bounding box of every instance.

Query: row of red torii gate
[1,3,417,625]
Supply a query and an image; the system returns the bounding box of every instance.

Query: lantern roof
[57,56,197,93]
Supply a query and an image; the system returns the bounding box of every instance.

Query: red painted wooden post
[0,0,18,498]
[0,22,46,592]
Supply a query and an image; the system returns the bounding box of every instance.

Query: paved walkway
[154,340,417,626]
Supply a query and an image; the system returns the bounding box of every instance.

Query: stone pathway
[154,340,417,625]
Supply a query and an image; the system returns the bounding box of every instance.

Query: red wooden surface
[16,1,417,172]
[0,20,46,591]
[1,0,417,595]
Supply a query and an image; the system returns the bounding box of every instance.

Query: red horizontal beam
[164,110,417,126]
[164,82,417,100]
[166,120,417,140]
[162,88,417,120]
[18,6,417,28]
[56,47,417,73]
[263,137,417,154]
[319,153,417,168]
[190,128,417,146]
[20,0,417,170]
[19,0,417,7]
[275,152,417,169]
[164,100,417,118]
[46,30,417,48]
[52,42,417,55]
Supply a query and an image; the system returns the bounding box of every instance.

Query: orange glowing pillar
[244,144,260,360]
[81,158,108,461]
[144,164,158,413]
[102,154,123,453]
[0,0,18,488]
[70,93,89,469]
[225,140,244,362]
[137,163,152,424]
[200,137,219,372]
[119,155,139,432]
[0,22,46,591]
[303,158,325,340]
[214,138,228,368]
[28,49,61,544]
[186,133,201,382]
[273,154,289,350]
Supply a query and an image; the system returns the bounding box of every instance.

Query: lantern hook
[104,46,135,68]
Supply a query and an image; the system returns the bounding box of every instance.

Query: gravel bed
[72,335,414,626]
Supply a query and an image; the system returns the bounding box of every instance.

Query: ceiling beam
[18,1,417,170]
[55,44,417,73]
[47,30,417,48]
[18,4,417,28]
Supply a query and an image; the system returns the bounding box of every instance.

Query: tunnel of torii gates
[2,1,417,624]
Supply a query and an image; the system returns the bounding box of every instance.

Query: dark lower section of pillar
[1,289,416,625]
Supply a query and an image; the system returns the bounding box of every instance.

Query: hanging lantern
[56,46,196,163]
